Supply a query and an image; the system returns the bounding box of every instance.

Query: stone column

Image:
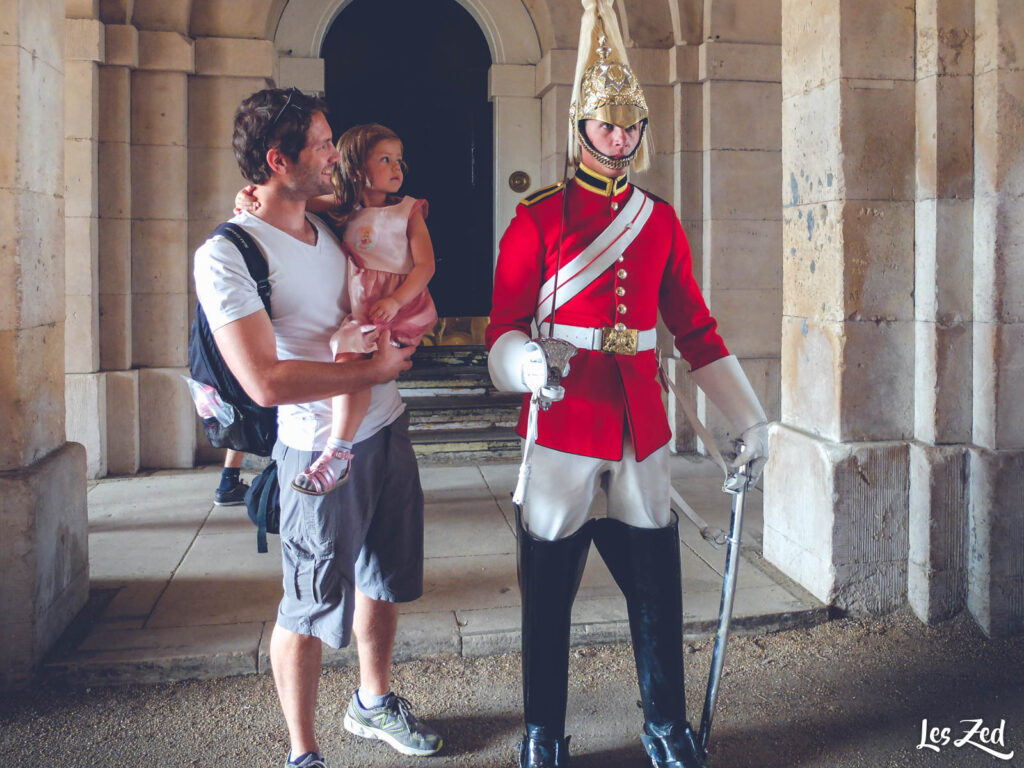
[631,47,676,203]
[0,0,88,688]
[98,23,140,475]
[187,37,274,464]
[664,41,702,452]
[969,0,1024,638]
[767,0,916,613]
[130,30,196,468]
[696,1,783,446]
[490,64,542,261]
[535,48,574,185]
[65,16,107,479]
[909,0,974,624]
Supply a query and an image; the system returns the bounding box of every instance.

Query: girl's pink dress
[330,196,438,356]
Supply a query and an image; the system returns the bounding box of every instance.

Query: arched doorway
[322,0,494,338]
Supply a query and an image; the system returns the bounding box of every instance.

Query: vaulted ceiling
[88,0,712,51]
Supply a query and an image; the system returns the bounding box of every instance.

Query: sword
[660,353,754,755]
[696,460,750,758]
[511,337,578,507]
[511,388,546,508]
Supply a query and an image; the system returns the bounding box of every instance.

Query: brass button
[611,202,619,211]
[617,304,627,314]
[614,322,626,331]
[617,255,625,263]
[617,268,627,279]
[616,287,625,297]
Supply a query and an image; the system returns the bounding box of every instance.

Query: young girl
[240,124,437,495]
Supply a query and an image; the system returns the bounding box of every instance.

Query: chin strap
[578,119,647,171]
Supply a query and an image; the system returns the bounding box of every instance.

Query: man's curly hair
[233,88,330,184]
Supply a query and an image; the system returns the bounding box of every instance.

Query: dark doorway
[322,0,494,320]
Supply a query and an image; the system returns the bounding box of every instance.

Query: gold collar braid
[574,166,630,196]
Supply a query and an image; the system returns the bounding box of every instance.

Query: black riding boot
[592,516,708,768]
[516,511,593,768]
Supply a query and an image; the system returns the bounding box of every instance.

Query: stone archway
[273,0,543,258]
[274,0,541,66]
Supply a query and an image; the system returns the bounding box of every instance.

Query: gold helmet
[568,0,651,172]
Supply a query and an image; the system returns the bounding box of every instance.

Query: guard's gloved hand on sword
[490,330,579,507]
[690,354,770,489]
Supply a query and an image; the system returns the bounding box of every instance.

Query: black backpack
[190,222,281,553]
[189,222,278,457]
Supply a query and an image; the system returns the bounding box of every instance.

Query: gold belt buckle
[601,326,639,355]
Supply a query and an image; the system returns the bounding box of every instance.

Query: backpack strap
[213,222,272,318]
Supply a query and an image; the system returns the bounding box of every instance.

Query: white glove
[733,421,769,485]
[690,355,769,485]
[488,331,533,392]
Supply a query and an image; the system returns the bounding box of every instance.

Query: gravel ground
[2,608,1022,768]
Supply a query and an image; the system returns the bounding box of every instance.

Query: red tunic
[486,167,729,462]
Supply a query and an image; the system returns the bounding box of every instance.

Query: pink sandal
[291,446,354,496]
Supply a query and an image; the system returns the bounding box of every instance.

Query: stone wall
[909,0,974,625]
[64,6,282,475]
[1,0,89,689]
[967,0,1024,637]
[768,0,1023,637]
[631,1,786,452]
[769,0,917,615]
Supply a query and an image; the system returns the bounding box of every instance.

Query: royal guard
[485,1,769,766]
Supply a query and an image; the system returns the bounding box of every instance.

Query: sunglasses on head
[269,87,305,128]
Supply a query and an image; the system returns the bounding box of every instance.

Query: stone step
[401,345,517,462]
[411,344,488,368]
[405,394,521,432]
[398,365,495,396]
[411,427,521,464]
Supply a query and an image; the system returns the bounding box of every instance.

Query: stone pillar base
[105,370,140,475]
[968,447,1024,638]
[139,367,197,469]
[764,424,909,614]
[908,443,968,624]
[0,443,89,689]
[65,373,108,479]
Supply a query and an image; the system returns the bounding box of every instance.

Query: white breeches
[521,439,671,541]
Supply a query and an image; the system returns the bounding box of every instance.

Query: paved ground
[7,458,1020,766]
[2,609,1022,767]
[43,456,825,686]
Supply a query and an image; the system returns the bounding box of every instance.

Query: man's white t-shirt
[193,211,404,451]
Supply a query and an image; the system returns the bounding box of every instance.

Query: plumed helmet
[568,0,651,171]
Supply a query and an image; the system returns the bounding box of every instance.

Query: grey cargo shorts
[272,410,424,649]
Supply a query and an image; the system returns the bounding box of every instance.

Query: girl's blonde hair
[330,123,403,227]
